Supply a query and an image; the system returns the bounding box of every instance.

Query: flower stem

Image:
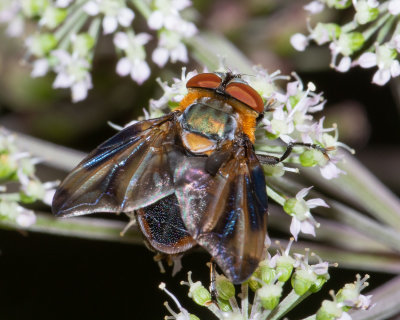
[265,290,311,320]
[362,12,391,42]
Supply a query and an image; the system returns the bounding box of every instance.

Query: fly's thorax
[178,88,259,144]
[178,98,238,155]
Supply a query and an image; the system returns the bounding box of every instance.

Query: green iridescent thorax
[180,99,238,141]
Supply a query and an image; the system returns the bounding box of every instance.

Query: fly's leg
[207,260,219,305]
[257,142,329,165]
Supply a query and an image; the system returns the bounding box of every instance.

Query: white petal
[320,161,344,179]
[135,33,152,46]
[296,186,313,200]
[83,1,100,15]
[372,68,391,85]
[148,11,164,30]
[55,0,73,7]
[103,15,118,34]
[43,189,56,206]
[31,59,49,77]
[116,57,132,76]
[16,209,36,227]
[358,52,377,68]
[152,47,169,67]
[71,81,89,102]
[388,0,400,15]
[117,7,135,27]
[300,220,316,237]
[290,217,301,241]
[290,33,309,52]
[113,32,129,49]
[336,56,351,72]
[6,17,24,37]
[390,60,400,77]
[338,312,352,320]
[304,1,325,14]
[170,43,188,63]
[306,198,329,208]
[130,60,150,84]
[51,49,71,64]
[53,72,73,88]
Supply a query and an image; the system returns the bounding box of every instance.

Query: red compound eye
[186,73,222,89]
[226,82,264,113]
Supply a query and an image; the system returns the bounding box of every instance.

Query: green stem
[0,211,142,244]
[54,0,88,42]
[301,316,316,320]
[58,12,89,50]
[375,15,396,44]
[265,290,312,320]
[267,187,286,206]
[362,12,391,42]
[131,0,152,19]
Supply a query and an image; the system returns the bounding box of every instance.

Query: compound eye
[186,73,222,89]
[226,82,264,113]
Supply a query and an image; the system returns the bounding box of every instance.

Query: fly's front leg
[257,142,329,165]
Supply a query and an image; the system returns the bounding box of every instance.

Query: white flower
[31,58,50,77]
[285,186,328,240]
[51,49,93,102]
[0,1,24,37]
[357,44,400,85]
[290,33,309,51]
[84,0,135,34]
[16,206,36,228]
[147,0,195,36]
[152,30,188,67]
[114,32,152,84]
[388,0,400,15]
[304,1,325,14]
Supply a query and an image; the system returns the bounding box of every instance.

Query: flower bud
[316,300,342,320]
[216,297,232,312]
[283,198,308,218]
[248,267,262,291]
[216,275,235,300]
[258,284,283,310]
[0,154,18,180]
[188,281,211,306]
[42,6,68,29]
[276,255,295,282]
[263,162,284,177]
[310,274,329,293]
[327,0,351,9]
[260,265,276,284]
[29,33,58,57]
[299,149,320,167]
[313,23,341,45]
[292,269,317,295]
[73,34,95,57]
[355,2,379,25]
[337,32,365,56]
[21,0,49,18]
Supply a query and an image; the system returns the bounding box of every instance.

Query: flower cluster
[291,0,400,85]
[0,129,57,228]
[0,0,197,102]
[158,242,371,320]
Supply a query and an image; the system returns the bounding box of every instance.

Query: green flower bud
[216,275,235,300]
[338,32,364,56]
[248,268,262,291]
[313,23,341,45]
[310,274,329,293]
[263,162,284,177]
[336,283,358,310]
[42,6,68,29]
[316,300,342,320]
[299,149,319,167]
[276,256,295,282]
[0,154,18,180]
[355,2,379,25]
[260,265,276,285]
[188,281,211,306]
[326,0,351,9]
[21,0,49,17]
[283,198,308,218]
[30,33,57,57]
[217,297,232,312]
[291,269,317,295]
[73,33,95,57]
[258,284,283,310]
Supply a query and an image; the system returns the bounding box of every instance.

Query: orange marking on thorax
[177,88,259,143]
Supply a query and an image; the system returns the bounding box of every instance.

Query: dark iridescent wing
[174,138,268,283]
[136,193,196,254]
[52,113,184,217]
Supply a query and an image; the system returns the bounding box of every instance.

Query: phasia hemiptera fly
[52,72,328,284]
